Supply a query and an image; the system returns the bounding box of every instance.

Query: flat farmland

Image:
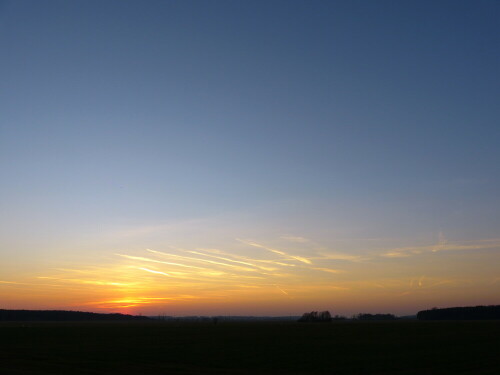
[1,320,499,374]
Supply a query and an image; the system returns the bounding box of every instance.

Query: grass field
[1,320,499,374]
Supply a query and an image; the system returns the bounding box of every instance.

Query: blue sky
[1,0,499,315]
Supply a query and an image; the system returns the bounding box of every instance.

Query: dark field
[1,320,499,374]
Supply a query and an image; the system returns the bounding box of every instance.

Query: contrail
[238,239,312,264]
[196,248,297,267]
[187,250,260,268]
[116,253,205,269]
[275,285,289,296]
[139,267,171,276]
[312,267,342,274]
[147,249,258,272]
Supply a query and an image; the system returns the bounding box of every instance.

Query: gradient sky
[1,0,499,316]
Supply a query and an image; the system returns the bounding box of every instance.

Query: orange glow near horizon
[1,237,500,316]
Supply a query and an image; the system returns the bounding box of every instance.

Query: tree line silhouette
[298,311,397,322]
[298,311,333,322]
[353,313,396,321]
[0,309,150,321]
[417,305,500,320]
[2,305,498,322]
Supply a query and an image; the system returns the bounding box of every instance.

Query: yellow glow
[1,237,499,316]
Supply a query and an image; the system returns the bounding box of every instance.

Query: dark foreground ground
[1,320,499,374]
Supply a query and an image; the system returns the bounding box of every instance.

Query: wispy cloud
[194,248,297,267]
[313,252,367,262]
[147,249,259,272]
[0,280,29,285]
[275,285,291,297]
[187,250,261,268]
[381,237,500,258]
[116,253,204,269]
[238,239,313,264]
[311,267,343,274]
[138,268,171,277]
[85,295,200,309]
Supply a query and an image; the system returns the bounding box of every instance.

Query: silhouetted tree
[354,313,396,321]
[298,310,332,322]
[417,305,500,320]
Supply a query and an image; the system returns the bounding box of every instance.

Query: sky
[1,0,499,316]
